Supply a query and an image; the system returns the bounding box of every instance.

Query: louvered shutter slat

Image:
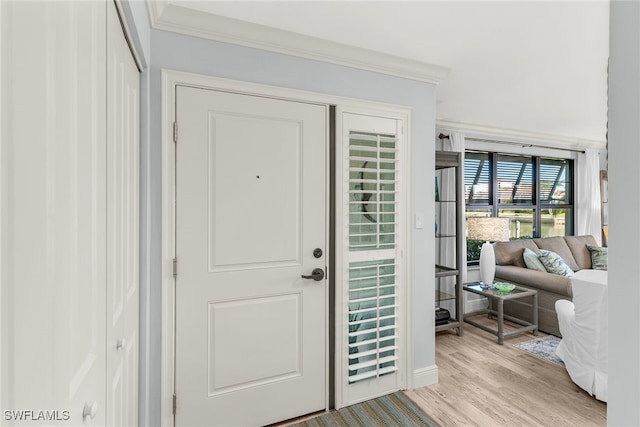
[349,355,399,372]
[348,366,398,383]
[348,346,399,361]
[348,334,397,350]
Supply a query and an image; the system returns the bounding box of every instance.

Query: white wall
[150,28,438,422]
[608,1,640,425]
[113,8,441,420]
[121,2,619,424]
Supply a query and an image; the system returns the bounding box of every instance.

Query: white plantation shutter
[347,259,398,383]
[339,112,406,406]
[348,133,398,251]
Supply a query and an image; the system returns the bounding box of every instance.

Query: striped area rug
[289,392,439,427]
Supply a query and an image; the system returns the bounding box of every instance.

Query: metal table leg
[498,298,504,345]
[533,292,539,336]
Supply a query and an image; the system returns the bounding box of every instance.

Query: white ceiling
[166,1,610,144]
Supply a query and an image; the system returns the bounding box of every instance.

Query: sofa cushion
[564,235,598,270]
[495,265,572,297]
[538,249,575,277]
[523,247,546,272]
[534,236,579,271]
[494,239,540,268]
[587,244,608,270]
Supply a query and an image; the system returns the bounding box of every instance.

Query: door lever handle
[301,268,325,281]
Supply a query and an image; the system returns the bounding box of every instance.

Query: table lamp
[467,217,510,287]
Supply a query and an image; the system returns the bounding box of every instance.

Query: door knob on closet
[83,401,98,420]
[116,338,126,351]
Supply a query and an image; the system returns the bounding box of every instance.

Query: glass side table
[463,281,538,345]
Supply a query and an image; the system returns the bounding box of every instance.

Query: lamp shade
[467,217,510,242]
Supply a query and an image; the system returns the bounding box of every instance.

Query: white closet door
[106,1,140,426]
[1,1,107,424]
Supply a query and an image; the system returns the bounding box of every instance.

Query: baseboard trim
[411,365,438,389]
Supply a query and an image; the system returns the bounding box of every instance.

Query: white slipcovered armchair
[555,269,608,402]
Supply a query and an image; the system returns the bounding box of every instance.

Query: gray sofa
[493,235,598,336]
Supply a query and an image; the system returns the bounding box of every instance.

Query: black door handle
[301,268,325,281]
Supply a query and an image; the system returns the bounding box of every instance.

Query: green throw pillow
[538,249,575,277]
[587,244,608,270]
[522,248,546,272]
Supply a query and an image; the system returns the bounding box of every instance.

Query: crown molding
[147,1,450,84]
[437,119,607,151]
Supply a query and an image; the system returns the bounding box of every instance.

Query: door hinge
[172,258,178,278]
[172,394,177,415]
[173,122,178,143]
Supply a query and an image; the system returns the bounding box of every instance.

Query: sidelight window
[338,112,406,407]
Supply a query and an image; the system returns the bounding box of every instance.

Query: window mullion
[491,152,498,216]
[533,156,540,238]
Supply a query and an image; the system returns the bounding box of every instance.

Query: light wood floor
[405,318,607,426]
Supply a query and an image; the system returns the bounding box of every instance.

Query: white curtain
[438,132,465,313]
[576,148,602,245]
[448,132,465,153]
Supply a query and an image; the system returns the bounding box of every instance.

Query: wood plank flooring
[406,318,607,427]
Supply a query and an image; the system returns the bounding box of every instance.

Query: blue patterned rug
[513,335,565,367]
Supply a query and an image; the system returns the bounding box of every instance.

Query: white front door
[175,86,328,426]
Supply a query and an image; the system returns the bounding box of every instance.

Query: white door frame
[160,69,413,425]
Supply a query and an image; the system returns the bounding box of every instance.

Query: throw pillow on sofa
[522,247,546,272]
[538,249,575,277]
[586,244,608,270]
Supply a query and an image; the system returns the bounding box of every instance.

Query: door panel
[106,1,140,425]
[175,87,327,426]
[206,111,302,269]
[207,293,301,394]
